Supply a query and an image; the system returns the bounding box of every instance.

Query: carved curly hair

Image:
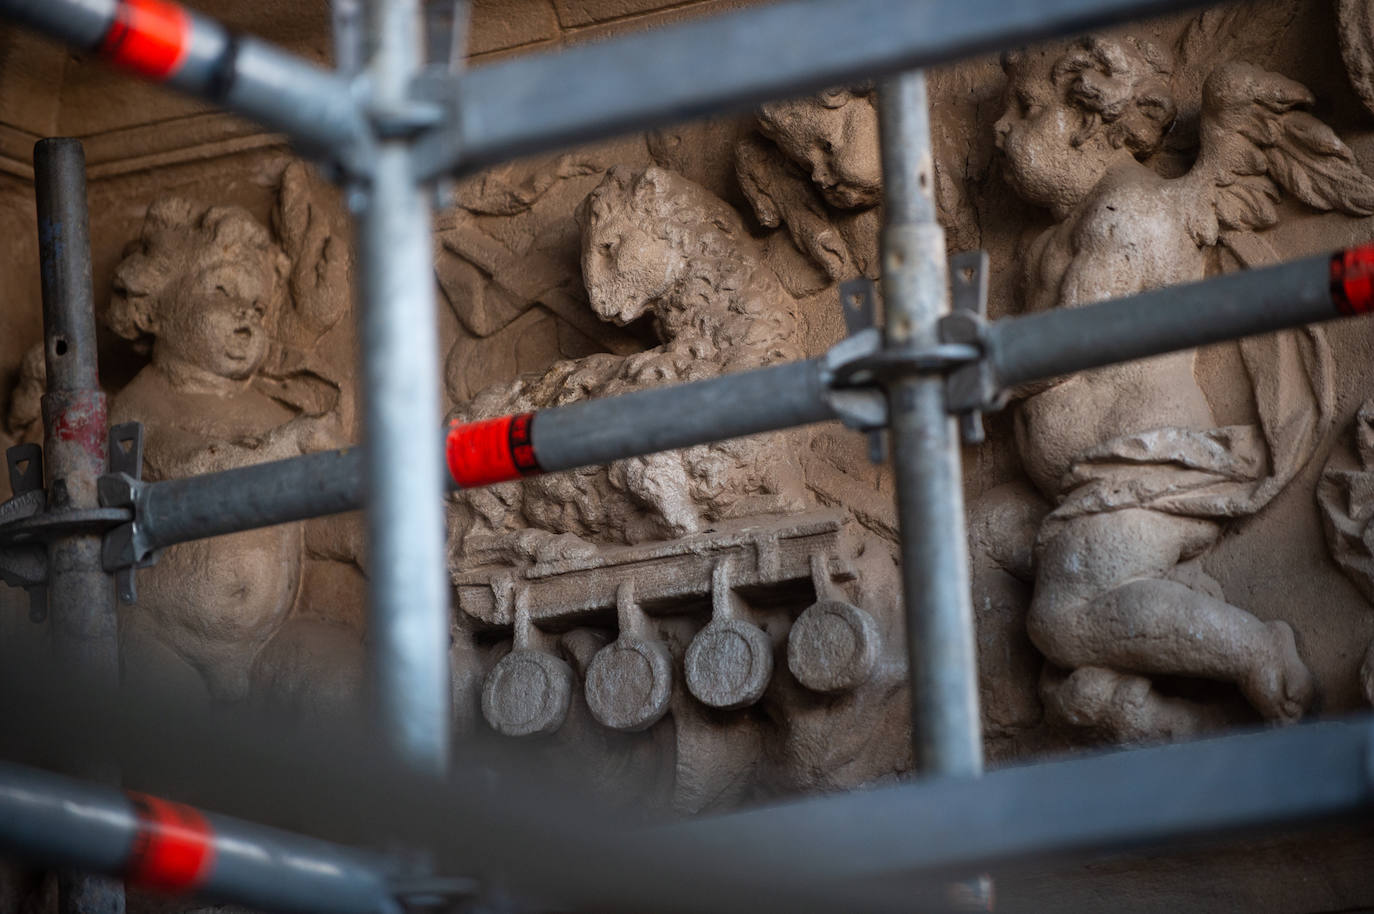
[1050,36,1177,155]
[107,198,289,343]
[576,165,748,259]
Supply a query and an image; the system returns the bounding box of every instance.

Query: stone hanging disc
[481,648,574,737]
[787,600,880,694]
[585,634,673,732]
[685,617,774,710]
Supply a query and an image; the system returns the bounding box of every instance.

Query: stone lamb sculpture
[107,165,359,703]
[995,36,1374,740]
[449,165,808,565]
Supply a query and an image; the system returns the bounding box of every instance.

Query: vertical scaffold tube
[34,137,124,914]
[877,74,984,778]
[357,0,451,774]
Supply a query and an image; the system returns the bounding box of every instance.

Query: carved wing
[272,160,350,348]
[1187,61,1374,244]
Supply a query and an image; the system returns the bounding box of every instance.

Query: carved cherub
[450,165,808,566]
[107,165,359,702]
[995,36,1374,739]
[1318,403,1374,709]
[735,88,882,284]
[0,343,45,460]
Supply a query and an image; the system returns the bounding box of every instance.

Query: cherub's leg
[1030,508,1314,722]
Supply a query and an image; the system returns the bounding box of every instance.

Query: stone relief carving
[450,165,810,564]
[105,163,363,706]
[446,165,909,810]
[438,150,646,408]
[0,342,44,454]
[1318,403,1374,707]
[734,88,882,287]
[12,5,1371,827]
[1339,0,1374,121]
[995,35,1374,741]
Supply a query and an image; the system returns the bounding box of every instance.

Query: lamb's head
[577,165,749,327]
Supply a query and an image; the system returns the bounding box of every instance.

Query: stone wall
[5,0,1374,908]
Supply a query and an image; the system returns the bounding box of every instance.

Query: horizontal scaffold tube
[982,247,1370,398]
[0,760,398,914]
[113,244,1374,558]
[115,358,836,560]
[429,0,1216,175]
[0,0,370,170]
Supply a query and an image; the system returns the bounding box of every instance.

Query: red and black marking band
[446,412,542,488]
[99,0,191,80]
[125,793,215,893]
[1331,242,1374,316]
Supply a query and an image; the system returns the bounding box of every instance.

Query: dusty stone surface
[995,34,1374,742]
[445,165,908,809]
[104,163,364,705]
[6,0,1374,908]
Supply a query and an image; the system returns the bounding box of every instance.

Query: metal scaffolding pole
[356,0,451,775]
[0,0,1217,183]
[0,0,371,171]
[0,760,399,914]
[877,74,983,777]
[419,0,1213,174]
[5,0,1374,909]
[35,139,116,684]
[34,138,125,914]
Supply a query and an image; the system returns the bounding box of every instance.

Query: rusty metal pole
[34,137,124,914]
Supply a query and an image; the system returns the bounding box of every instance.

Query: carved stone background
[5,0,1374,909]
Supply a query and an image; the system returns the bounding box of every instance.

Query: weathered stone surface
[686,616,774,709]
[998,35,1374,740]
[787,599,879,695]
[10,2,1374,906]
[482,648,575,736]
[103,162,359,704]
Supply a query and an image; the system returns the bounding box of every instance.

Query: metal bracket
[7,443,42,496]
[835,280,888,462]
[99,422,155,604]
[939,250,999,445]
[819,327,888,435]
[826,260,994,454]
[3,443,47,620]
[839,277,878,337]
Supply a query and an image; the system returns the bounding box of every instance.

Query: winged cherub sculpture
[996,35,1374,740]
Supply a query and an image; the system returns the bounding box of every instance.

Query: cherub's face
[582,209,677,325]
[759,95,881,209]
[158,252,277,380]
[993,53,1109,212]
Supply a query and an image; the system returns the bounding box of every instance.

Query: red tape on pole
[125,793,215,893]
[1331,242,1374,316]
[99,0,191,80]
[446,412,541,488]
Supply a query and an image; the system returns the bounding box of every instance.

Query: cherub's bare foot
[1044,665,1224,742]
[1242,621,1314,723]
[1042,665,1150,731]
